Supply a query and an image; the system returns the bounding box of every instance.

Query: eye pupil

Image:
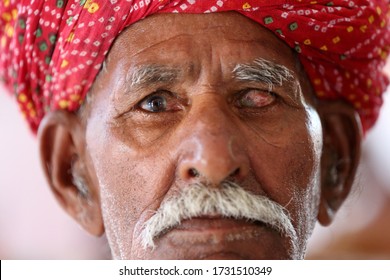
[146,96,167,112]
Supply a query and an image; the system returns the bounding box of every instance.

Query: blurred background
[0,85,110,259]
[306,74,390,259]
[0,61,389,260]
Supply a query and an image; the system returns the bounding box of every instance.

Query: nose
[177,102,249,186]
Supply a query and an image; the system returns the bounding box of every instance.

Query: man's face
[83,12,323,259]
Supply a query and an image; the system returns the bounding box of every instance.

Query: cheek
[248,107,322,243]
[86,116,177,258]
[294,107,323,240]
[248,119,321,199]
[282,108,323,245]
[249,138,318,205]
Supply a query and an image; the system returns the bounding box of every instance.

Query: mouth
[157,216,270,247]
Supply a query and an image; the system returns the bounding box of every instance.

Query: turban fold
[0,0,389,133]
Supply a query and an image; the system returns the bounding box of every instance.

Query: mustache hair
[141,181,297,253]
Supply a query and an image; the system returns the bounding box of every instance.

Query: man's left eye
[138,91,180,113]
[236,89,276,108]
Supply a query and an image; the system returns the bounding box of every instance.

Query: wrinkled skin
[39,12,361,259]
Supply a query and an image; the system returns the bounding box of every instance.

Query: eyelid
[136,89,172,105]
[238,88,276,98]
[144,89,173,98]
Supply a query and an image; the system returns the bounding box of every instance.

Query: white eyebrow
[232,58,295,91]
[128,65,180,88]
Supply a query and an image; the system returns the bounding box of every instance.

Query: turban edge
[0,0,389,133]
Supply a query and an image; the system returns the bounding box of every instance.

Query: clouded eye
[236,89,276,108]
[138,91,182,113]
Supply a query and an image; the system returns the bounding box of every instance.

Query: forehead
[108,12,297,71]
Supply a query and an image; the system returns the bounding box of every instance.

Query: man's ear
[38,110,104,236]
[316,101,362,226]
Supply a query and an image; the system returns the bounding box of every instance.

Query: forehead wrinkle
[126,64,180,90]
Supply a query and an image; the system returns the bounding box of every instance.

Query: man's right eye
[137,91,182,113]
[139,94,167,112]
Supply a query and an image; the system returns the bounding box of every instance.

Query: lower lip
[165,217,267,245]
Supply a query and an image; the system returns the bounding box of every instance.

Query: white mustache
[141,181,297,253]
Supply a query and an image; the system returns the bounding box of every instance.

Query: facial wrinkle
[119,33,194,59]
[243,118,287,149]
[285,81,305,108]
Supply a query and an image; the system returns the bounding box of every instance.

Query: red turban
[0,0,389,133]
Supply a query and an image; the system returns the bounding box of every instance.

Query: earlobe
[316,101,362,226]
[38,110,104,236]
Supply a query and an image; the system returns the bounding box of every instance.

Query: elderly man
[1,0,389,259]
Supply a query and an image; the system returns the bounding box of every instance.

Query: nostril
[188,168,199,178]
[231,168,240,177]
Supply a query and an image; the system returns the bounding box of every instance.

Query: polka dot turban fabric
[0,0,389,133]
